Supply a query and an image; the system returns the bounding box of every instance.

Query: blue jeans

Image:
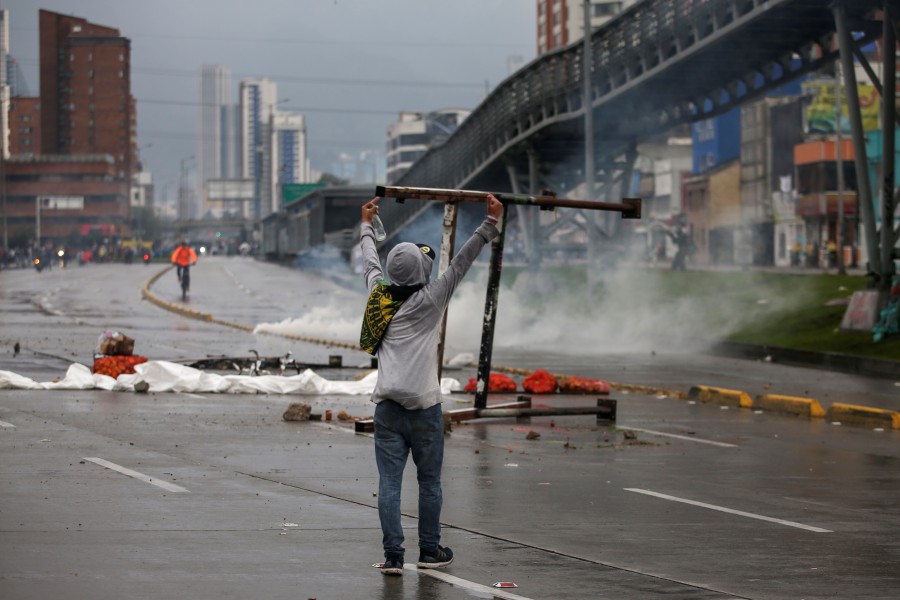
[374,400,444,560]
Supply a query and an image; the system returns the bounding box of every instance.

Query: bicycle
[180,265,191,300]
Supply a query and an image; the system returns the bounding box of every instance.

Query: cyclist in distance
[170,240,197,291]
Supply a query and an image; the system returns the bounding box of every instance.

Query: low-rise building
[3,154,129,246]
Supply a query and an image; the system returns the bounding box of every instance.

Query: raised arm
[359,197,384,291]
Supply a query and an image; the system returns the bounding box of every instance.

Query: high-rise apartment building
[536,0,635,55]
[385,109,469,184]
[239,78,278,218]
[273,112,309,189]
[198,65,237,216]
[38,9,134,180]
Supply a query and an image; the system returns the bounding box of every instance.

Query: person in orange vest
[170,240,197,283]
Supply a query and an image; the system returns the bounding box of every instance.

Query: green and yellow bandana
[360,280,422,354]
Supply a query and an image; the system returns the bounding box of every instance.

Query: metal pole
[528,148,542,267]
[375,185,640,215]
[582,0,594,197]
[880,3,897,284]
[473,202,508,410]
[834,4,881,275]
[836,61,847,275]
[436,201,458,380]
[583,0,598,289]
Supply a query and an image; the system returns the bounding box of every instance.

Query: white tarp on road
[0,361,463,395]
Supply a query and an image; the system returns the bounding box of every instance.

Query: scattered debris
[283,403,312,422]
[623,430,637,441]
[525,430,541,440]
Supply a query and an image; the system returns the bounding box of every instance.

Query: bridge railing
[395,0,814,191]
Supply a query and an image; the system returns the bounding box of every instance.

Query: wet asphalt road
[1,257,899,599]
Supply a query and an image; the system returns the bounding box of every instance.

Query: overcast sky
[5,0,535,203]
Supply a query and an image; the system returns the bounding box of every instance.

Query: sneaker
[380,557,404,576]
[417,545,453,568]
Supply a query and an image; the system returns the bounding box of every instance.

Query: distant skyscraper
[239,78,278,218]
[198,64,235,217]
[38,9,134,179]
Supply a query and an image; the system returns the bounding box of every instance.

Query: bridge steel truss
[387,0,897,285]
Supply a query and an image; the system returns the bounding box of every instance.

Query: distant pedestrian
[359,194,502,576]
[826,239,837,268]
[790,241,802,267]
[668,227,691,271]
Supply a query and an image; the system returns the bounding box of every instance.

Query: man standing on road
[170,240,197,284]
[359,194,502,576]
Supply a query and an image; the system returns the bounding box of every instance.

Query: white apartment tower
[198,65,236,217]
[386,109,469,184]
[239,78,278,218]
[271,112,310,209]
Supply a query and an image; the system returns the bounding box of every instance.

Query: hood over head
[386,242,434,287]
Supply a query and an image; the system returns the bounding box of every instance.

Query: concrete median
[755,393,826,418]
[688,385,753,408]
[825,403,900,429]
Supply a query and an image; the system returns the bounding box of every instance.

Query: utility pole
[835,61,847,275]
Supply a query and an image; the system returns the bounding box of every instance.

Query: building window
[593,2,623,17]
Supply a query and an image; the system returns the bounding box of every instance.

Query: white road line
[83,457,189,493]
[312,421,373,438]
[405,564,533,599]
[184,393,207,400]
[626,427,738,448]
[624,488,832,533]
[0,419,16,429]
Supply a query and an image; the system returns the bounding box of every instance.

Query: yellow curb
[142,267,361,351]
[755,393,826,418]
[688,385,753,408]
[825,403,900,429]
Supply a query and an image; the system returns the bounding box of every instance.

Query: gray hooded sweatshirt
[361,219,499,410]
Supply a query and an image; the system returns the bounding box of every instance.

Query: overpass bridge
[375,0,897,286]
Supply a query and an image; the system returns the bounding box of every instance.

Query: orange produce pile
[464,373,517,393]
[558,375,610,394]
[92,355,148,378]
[522,369,558,394]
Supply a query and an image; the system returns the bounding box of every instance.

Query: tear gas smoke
[251,216,811,359]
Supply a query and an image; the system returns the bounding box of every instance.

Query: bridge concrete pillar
[834,3,881,278]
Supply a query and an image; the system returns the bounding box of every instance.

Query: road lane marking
[405,564,533,599]
[626,427,738,448]
[83,457,189,493]
[184,393,207,400]
[0,419,16,429]
[624,488,831,533]
[312,421,373,438]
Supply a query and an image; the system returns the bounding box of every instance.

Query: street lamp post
[179,156,195,221]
